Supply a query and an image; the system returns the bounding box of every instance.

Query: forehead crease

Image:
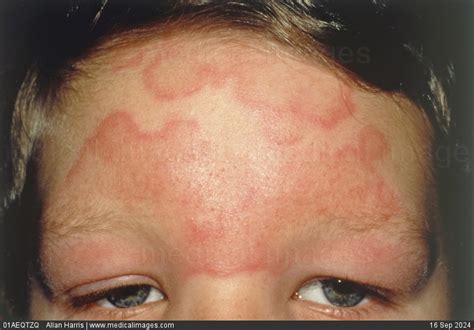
[42,209,432,283]
[43,206,136,239]
[300,213,428,246]
[298,216,432,277]
[329,213,425,233]
[43,201,427,248]
[38,37,436,280]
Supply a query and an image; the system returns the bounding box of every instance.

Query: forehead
[40,35,432,278]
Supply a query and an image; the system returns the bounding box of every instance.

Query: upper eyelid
[71,284,159,309]
[293,279,399,319]
[294,276,394,303]
[66,275,161,298]
[67,275,396,310]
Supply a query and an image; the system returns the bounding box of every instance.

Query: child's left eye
[295,279,369,308]
[96,285,164,309]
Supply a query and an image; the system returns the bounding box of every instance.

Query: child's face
[30,35,449,319]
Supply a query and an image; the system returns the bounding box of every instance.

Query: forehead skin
[36,34,444,316]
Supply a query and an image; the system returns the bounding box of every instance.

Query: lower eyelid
[66,297,163,320]
[292,291,392,320]
[89,306,145,320]
[294,299,373,320]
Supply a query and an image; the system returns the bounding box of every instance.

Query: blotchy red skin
[141,46,356,146]
[63,115,399,278]
[57,46,400,278]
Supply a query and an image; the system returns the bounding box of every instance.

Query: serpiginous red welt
[54,42,401,278]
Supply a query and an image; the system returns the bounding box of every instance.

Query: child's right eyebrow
[40,199,436,294]
[40,112,433,288]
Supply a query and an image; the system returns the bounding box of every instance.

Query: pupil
[321,279,365,307]
[333,280,360,294]
[107,285,151,308]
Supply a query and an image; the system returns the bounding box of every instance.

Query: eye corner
[294,278,370,309]
[291,276,403,320]
[66,282,166,317]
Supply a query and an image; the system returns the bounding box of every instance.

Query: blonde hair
[7,1,452,207]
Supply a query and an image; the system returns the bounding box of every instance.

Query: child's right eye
[72,284,165,310]
[97,285,165,309]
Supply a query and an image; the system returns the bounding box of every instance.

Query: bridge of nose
[165,275,288,320]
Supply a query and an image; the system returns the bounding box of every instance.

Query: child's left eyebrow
[38,204,435,294]
[39,39,436,285]
[42,109,407,277]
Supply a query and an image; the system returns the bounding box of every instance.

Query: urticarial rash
[61,111,280,276]
[290,84,356,130]
[231,62,357,131]
[60,109,400,278]
[236,82,356,146]
[143,52,213,101]
[59,45,401,277]
[288,125,400,220]
[64,111,208,208]
[139,46,356,147]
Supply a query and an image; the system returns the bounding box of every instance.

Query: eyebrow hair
[304,212,438,279]
[30,217,439,301]
[38,203,439,291]
[34,208,148,299]
[43,203,432,248]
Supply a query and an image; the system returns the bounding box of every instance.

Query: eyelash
[292,277,396,320]
[67,285,165,319]
[64,278,397,320]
